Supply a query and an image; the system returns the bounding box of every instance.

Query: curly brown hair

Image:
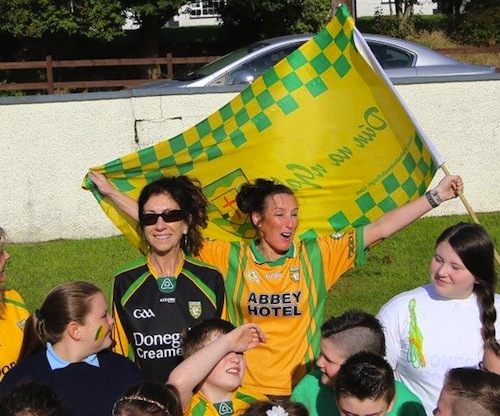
[138,176,208,256]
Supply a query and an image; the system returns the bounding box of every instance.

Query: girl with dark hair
[112,381,183,416]
[377,223,499,415]
[0,227,30,382]
[90,172,462,397]
[0,381,66,416]
[109,176,226,382]
[0,281,143,416]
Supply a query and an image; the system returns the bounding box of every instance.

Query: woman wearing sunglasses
[109,176,226,382]
[0,227,30,382]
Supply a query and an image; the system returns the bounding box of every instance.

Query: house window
[188,1,225,18]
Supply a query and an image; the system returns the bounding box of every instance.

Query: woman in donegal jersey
[107,175,226,382]
[0,227,30,382]
[90,172,462,397]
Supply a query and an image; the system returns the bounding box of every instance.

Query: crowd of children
[1,173,499,416]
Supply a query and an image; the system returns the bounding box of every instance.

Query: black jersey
[111,254,226,381]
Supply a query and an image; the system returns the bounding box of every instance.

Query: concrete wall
[1,77,499,243]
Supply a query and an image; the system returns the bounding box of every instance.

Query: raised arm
[167,324,266,410]
[88,171,139,221]
[363,175,463,248]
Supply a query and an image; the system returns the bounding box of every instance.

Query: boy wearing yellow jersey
[168,319,267,416]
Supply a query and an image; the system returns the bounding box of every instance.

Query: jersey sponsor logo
[247,291,302,317]
[189,301,202,319]
[265,272,282,279]
[133,308,156,319]
[158,277,176,294]
[246,269,260,283]
[17,318,26,331]
[216,401,234,416]
[160,297,176,303]
[132,331,182,360]
[290,267,300,282]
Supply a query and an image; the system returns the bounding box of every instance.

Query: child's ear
[387,394,396,413]
[67,321,82,341]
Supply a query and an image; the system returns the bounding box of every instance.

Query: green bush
[413,14,449,33]
[370,13,417,38]
[456,9,500,46]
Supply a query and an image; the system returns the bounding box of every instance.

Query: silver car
[134,33,496,89]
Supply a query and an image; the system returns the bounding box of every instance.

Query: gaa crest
[188,301,202,319]
[290,267,300,282]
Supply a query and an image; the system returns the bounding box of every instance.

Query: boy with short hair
[335,351,395,416]
[291,310,425,416]
[434,367,500,416]
[168,319,267,416]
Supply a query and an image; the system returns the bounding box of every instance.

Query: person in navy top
[0,281,143,416]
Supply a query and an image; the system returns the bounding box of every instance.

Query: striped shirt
[199,230,366,396]
[186,387,267,416]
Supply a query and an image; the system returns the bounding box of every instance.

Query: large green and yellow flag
[84,5,443,250]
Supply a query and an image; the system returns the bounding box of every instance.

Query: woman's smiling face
[142,192,189,255]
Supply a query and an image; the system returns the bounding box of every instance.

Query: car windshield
[174,42,271,81]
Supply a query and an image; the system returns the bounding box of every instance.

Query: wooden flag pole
[440,163,500,266]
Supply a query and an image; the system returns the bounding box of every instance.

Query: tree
[0,0,125,60]
[393,0,417,32]
[459,0,500,45]
[122,0,185,59]
[218,0,331,48]
[0,0,124,42]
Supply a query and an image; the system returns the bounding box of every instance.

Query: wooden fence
[1,46,498,95]
[0,54,219,94]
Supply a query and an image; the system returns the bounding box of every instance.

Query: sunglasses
[141,210,186,226]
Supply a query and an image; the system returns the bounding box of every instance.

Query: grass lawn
[4,212,499,317]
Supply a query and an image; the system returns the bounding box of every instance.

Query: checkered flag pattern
[85,5,439,247]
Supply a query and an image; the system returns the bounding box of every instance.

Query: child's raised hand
[228,323,266,353]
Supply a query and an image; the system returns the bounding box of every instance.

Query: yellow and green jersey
[199,230,367,396]
[0,289,29,381]
[186,387,267,416]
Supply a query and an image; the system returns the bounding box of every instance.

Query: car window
[175,42,270,81]
[367,42,415,69]
[225,44,304,85]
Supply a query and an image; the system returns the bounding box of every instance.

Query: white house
[124,1,439,30]
[355,0,438,18]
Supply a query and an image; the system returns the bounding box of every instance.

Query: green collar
[250,240,295,266]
